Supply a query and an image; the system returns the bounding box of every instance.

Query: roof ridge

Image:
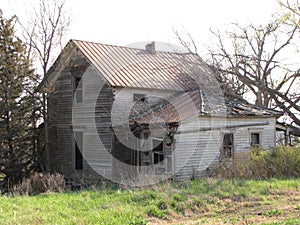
[71,39,192,55]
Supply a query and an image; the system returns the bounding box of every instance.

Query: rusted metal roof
[224,98,283,117]
[128,90,282,126]
[130,90,201,124]
[41,39,283,122]
[72,40,205,91]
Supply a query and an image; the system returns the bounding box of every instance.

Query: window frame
[152,138,164,164]
[250,132,261,147]
[220,132,235,159]
[248,128,263,147]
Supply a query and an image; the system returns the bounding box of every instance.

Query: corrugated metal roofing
[72,40,205,91]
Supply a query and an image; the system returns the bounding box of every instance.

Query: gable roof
[40,39,213,91]
[39,39,283,121]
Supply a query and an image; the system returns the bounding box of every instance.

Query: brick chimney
[145,42,156,54]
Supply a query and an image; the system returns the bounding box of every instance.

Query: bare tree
[174,29,251,101]
[22,0,71,74]
[20,0,71,170]
[205,1,300,127]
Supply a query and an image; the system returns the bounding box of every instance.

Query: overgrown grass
[1,146,300,224]
[213,146,300,179]
[0,178,299,224]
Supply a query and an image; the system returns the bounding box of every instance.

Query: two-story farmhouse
[39,40,282,186]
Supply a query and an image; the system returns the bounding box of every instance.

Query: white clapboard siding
[174,115,277,180]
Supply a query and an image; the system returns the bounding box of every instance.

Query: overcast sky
[2,0,280,51]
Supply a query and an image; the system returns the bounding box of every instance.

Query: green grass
[0,178,299,224]
[262,209,283,217]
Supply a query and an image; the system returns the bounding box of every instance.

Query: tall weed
[13,172,65,195]
[213,146,300,179]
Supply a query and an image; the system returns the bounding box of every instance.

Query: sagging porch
[111,122,178,185]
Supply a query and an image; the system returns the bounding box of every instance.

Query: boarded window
[251,133,260,146]
[221,133,234,158]
[74,131,83,170]
[74,77,83,103]
[133,93,146,102]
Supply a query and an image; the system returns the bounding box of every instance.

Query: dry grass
[149,188,300,224]
[12,172,65,195]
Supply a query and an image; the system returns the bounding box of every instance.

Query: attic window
[133,93,146,102]
[221,133,234,158]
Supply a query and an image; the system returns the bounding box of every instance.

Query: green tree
[0,11,38,190]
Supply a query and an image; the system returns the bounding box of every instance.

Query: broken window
[251,132,260,146]
[221,133,234,158]
[74,131,83,170]
[133,93,146,102]
[152,138,164,164]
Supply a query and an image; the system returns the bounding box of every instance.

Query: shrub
[212,148,269,179]
[13,172,65,195]
[267,146,300,177]
[212,146,300,179]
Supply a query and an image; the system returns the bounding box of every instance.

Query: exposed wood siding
[48,51,114,181]
[174,116,276,180]
[48,69,74,177]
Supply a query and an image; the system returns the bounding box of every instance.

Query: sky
[1,0,280,53]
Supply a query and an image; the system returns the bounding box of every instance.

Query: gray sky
[1,0,279,51]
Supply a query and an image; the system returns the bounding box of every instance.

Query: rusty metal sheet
[73,40,202,91]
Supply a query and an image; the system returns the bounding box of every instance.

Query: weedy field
[0,178,299,225]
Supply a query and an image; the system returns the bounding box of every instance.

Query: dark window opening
[251,133,260,146]
[221,133,234,158]
[74,131,83,170]
[153,139,164,164]
[74,76,83,103]
[133,93,146,102]
[112,134,138,166]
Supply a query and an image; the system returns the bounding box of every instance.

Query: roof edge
[37,40,77,92]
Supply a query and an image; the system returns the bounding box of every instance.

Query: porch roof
[129,90,283,125]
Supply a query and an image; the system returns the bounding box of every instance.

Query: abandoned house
[39,40,282,186]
